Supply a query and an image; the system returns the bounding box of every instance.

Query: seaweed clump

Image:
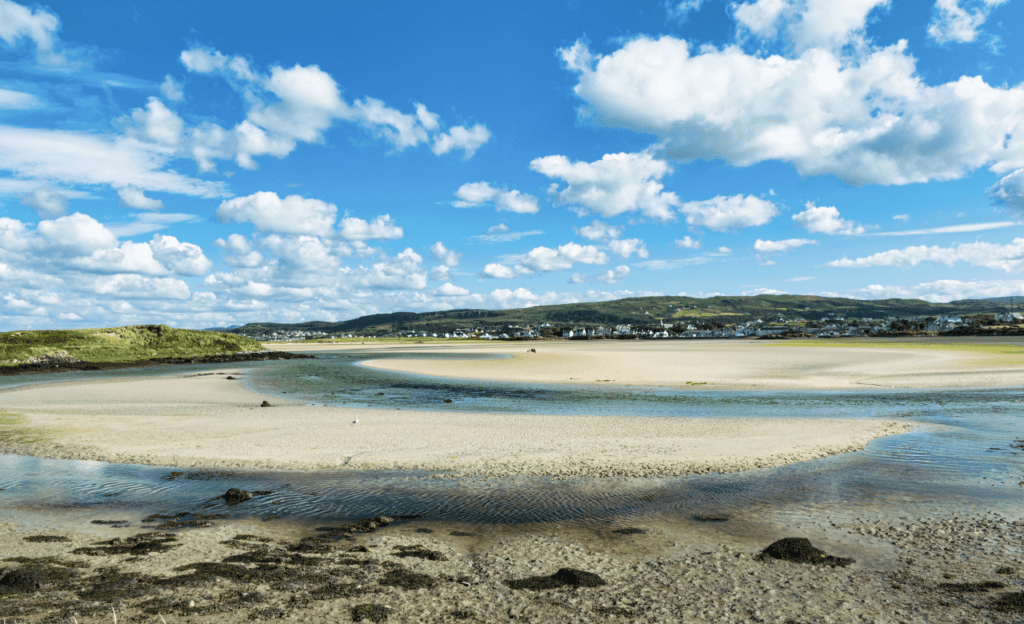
[758,538,854,568]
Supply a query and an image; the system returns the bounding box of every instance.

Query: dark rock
[415,528,434,534]
[612,527,645,535]
[226,376,237,380]
[759,537,854,567]
[0,568,43,591]
[694,515,729,522]
[23,535,71,543]
[223,488,253,504]
[552,568,606,587]
[939,581,1005,592]
[260,401,271,407]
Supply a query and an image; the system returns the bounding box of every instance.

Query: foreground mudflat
[0,369,909,477]
[1,512,1021,624]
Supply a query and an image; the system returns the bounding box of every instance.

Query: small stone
[223,488,253,504]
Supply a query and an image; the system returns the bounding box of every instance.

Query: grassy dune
[0,325,263,366]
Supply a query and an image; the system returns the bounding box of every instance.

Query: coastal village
[241,311,1024,342]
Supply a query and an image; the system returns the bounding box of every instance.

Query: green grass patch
[0,410,51,444]
[0,325,263,366]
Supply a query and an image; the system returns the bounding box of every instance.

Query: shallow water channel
[1,350,1022,538]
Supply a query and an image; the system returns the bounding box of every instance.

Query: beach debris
[392,545,447,561]
[506,567,607,590]
[226,375,236,380]
[528,348,536,352]
[379,568,436,589]
[938,580,1005,592]
[351,603,391,622]
[992,592,1024,613]
[222,488,254,504]
[260,400,272,407]
[443,398,453,403]
[353,419,359,424]
[694,514,730,522]
[758,537,854,567]
[73,533,179,556]
[449,608,475,620]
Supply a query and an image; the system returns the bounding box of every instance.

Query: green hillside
[225,294,1020,336]
[0,325,264,366]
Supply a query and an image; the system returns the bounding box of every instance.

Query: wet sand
[2,510,1022,623]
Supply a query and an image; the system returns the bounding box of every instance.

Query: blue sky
[1,0,1023,330]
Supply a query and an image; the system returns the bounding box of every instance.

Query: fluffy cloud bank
[175,48,490,169]
[828,238,1024,272]
[560,33,1024,186]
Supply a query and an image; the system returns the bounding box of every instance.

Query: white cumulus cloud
[792,202,865,234]
[530,152,678,221]
[117,185,164,210]
[338,214,403,241]
[482,263,517,279]
[576,220,621,241]
[20,188,67,217]
[432,124,491,158]
[753,238,817,252]
[928,0,1009,44]
[595,265,631,284]
[607,238,649,259]
[430,241,461,267]
[989,169,1024,212]
[679,195,778,231]
[452,182,539,214]
[216,192,337,236]
[675,236,702,249]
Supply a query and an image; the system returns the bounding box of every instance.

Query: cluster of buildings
[234,311,1024,342]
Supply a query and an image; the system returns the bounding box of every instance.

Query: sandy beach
[2,339,1022,623]
[0,363,910,477]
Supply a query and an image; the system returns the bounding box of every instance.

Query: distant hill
[222,294,1023,336]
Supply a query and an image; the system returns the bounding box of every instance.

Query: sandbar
[0,366,909,478]
[335,338,1024,390]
